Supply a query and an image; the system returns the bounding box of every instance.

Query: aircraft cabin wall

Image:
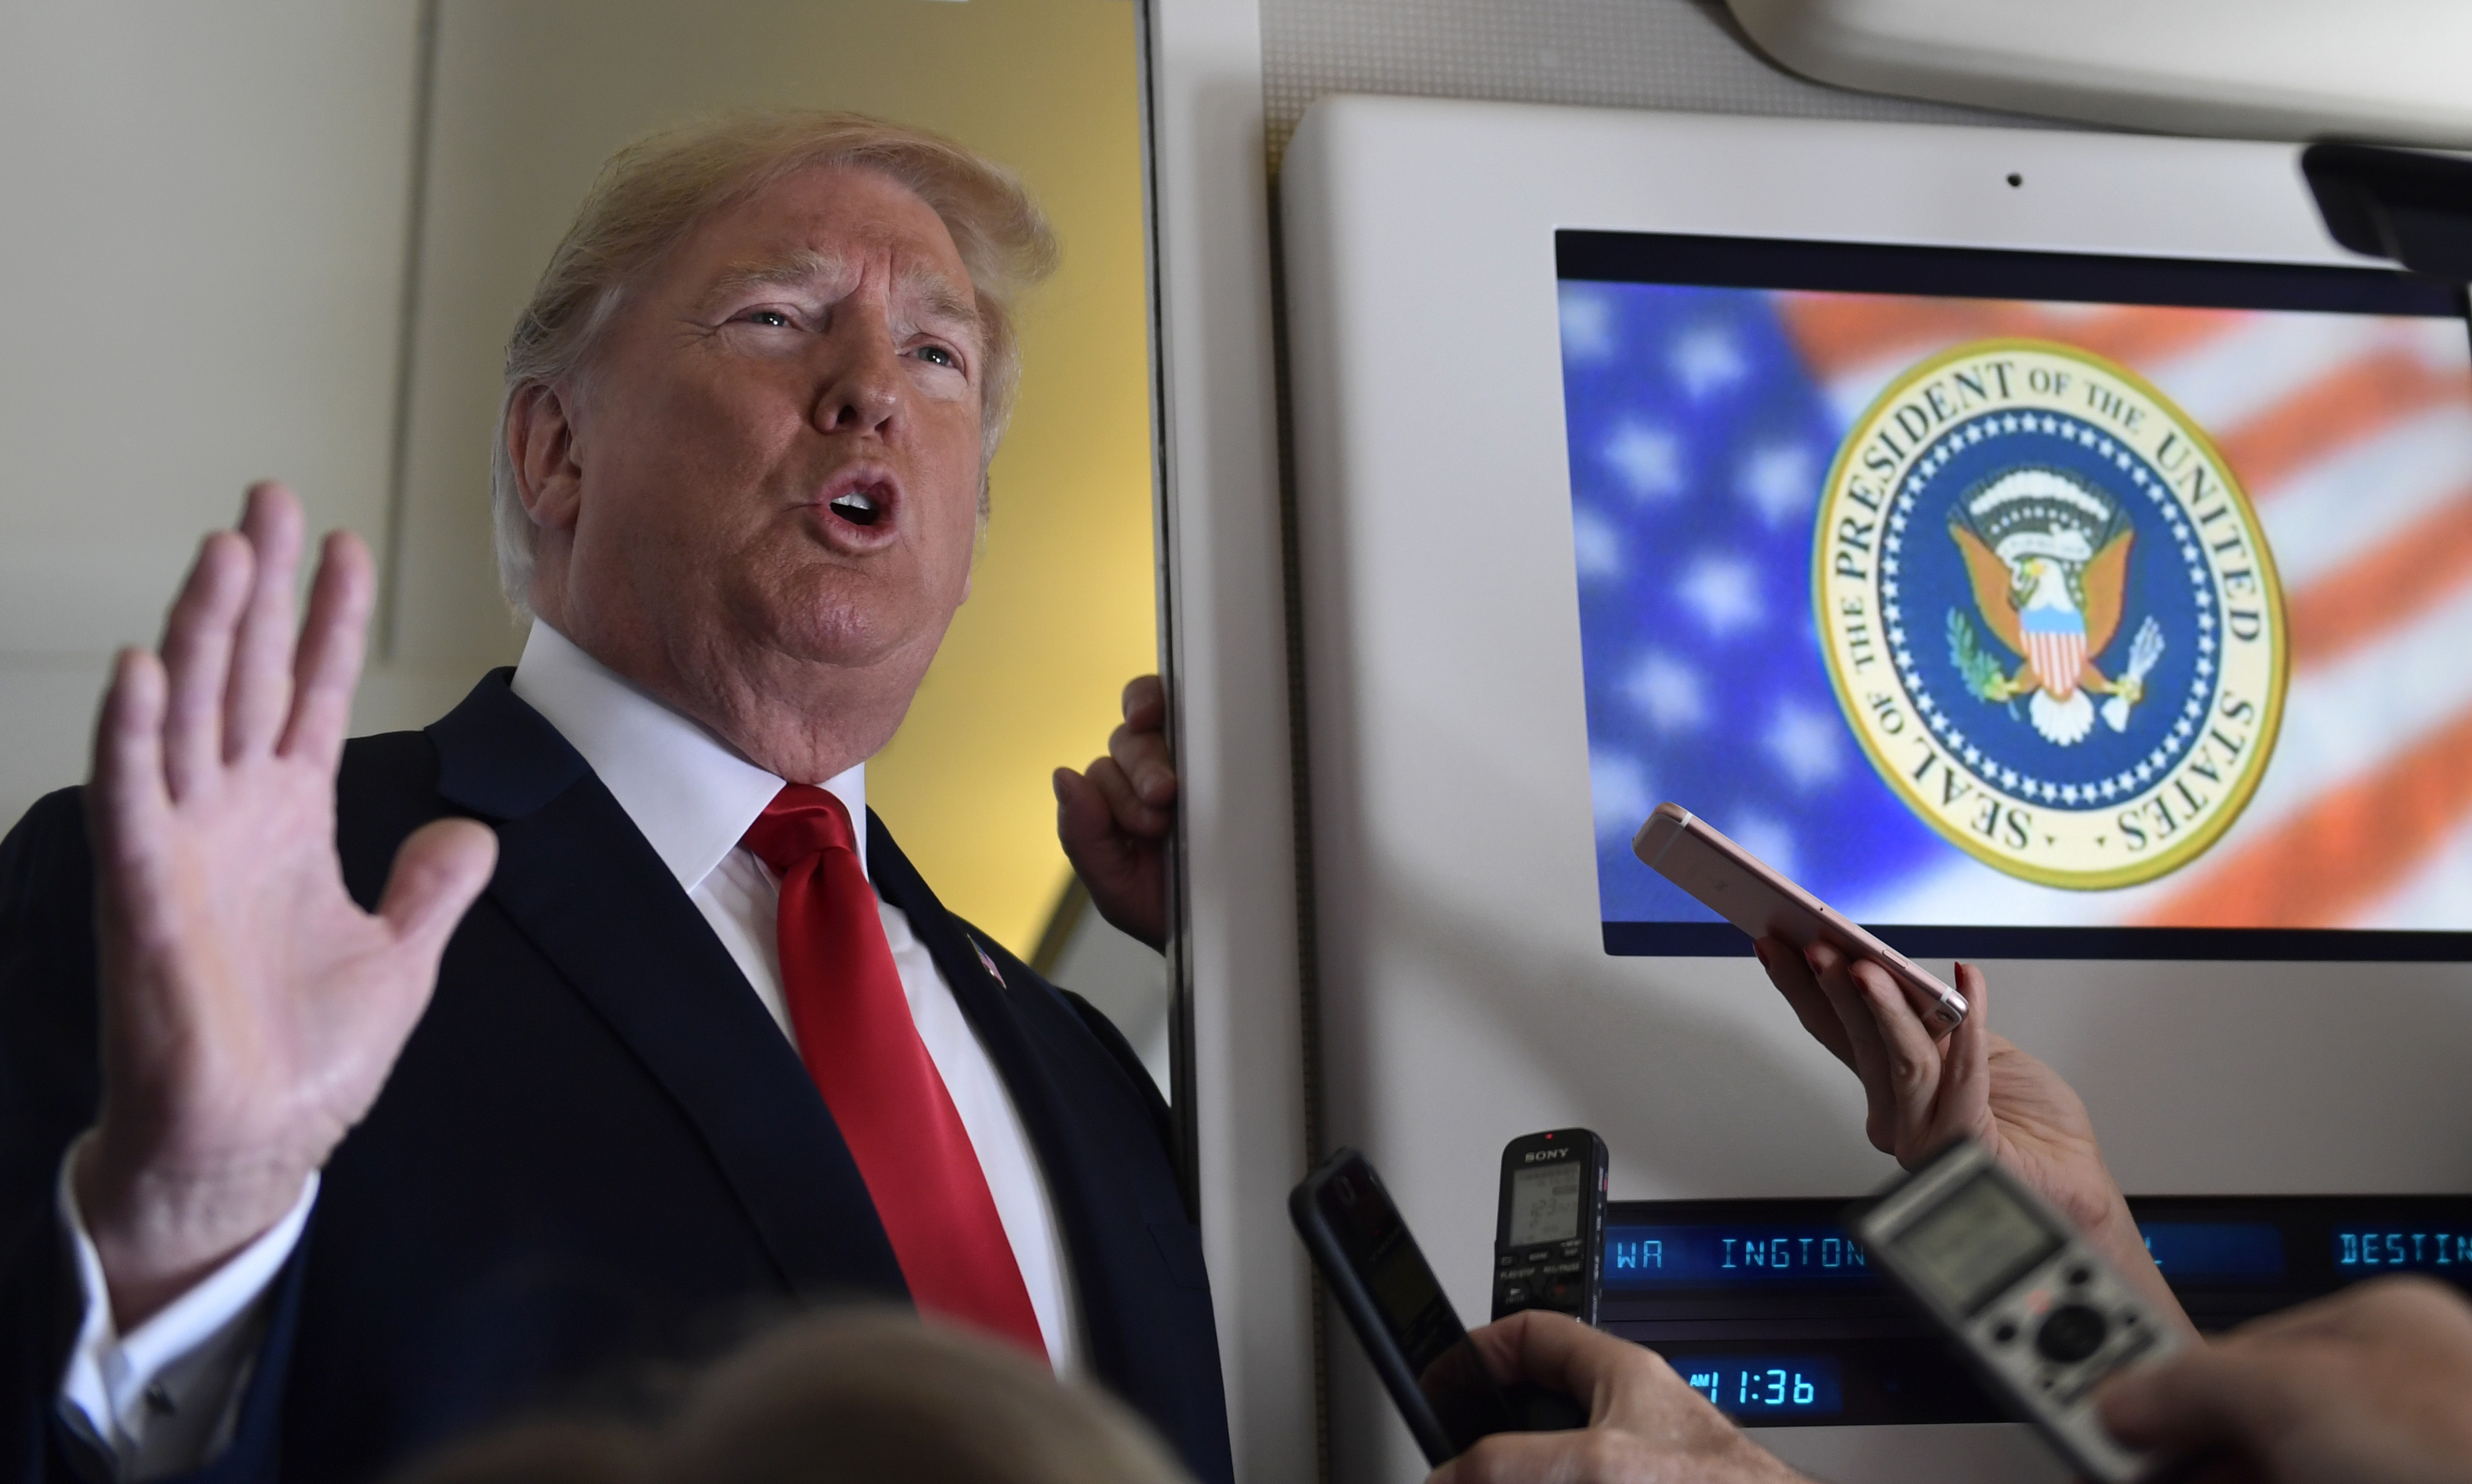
[1235,4,2472,1481]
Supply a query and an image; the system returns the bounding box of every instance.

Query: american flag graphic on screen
[1561,278,2472,933]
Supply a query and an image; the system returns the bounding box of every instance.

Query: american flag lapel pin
[971,936,1007,990]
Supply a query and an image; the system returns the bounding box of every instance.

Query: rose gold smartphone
[1631,802,1967,1034]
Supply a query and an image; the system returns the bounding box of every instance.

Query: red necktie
[741,785,1047,1360]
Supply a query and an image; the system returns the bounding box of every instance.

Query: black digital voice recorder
[1491,1128,1609,1324]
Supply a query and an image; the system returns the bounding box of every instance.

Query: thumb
[1053,766,1111,853]
[1935,961,1994,1139]
[379,817,498,955]
[1426,1432,1571,1484]
[2098,1347,2271,1456]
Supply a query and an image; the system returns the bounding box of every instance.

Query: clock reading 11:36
[1663,1354,1843,1416]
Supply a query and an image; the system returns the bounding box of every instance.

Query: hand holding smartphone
[1633,802,1967,1034]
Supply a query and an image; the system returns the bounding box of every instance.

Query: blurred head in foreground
[391,1310,1192,1484]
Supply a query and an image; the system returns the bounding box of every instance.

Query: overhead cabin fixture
[2304,143,2472,282]
[1725,0,2472,149]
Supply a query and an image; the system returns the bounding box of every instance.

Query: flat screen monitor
[1560,231,2472,958]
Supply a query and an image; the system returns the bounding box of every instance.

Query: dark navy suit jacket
[0,672,1232,1483]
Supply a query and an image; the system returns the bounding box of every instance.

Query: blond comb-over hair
[489,110,1059,614]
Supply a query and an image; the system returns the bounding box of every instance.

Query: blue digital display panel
[2140,1222,2286,1281]
[2335,1229,2472,1273]
[1606,1220,2305,1290]
[1668,1355,1845,1418]
[1604,1225,1875,1287]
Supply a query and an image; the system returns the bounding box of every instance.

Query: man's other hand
[76,484,497,1330]
[1430,1311,1813,1484]
[1751,942,2188,1331]
[1053,675,1174,951]
[2100,1277,2472,1484]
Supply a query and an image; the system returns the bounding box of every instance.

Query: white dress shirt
[56,621,1082,1479]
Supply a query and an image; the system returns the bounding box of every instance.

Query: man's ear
[506,382,585,534]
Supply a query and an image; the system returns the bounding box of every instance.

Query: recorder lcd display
[1560,232,2472,957]
[1507,1163,1585,1247]
[1892,1173,2065,1314]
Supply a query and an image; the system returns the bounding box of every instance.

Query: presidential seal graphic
[1813,339,2287,889]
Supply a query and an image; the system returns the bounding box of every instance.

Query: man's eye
[913,344,958,368]
[740,308,794,328]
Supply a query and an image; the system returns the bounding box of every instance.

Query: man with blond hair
[0,112,1222,1483]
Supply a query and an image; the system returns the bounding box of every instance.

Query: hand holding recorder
[2099,1276,2472,1484]
[1430,1310,1814,1484]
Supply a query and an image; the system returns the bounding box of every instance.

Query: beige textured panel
[0,1,421,829]
[1147,0,1319,1473]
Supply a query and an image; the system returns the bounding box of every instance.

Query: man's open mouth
[828,485,888,527]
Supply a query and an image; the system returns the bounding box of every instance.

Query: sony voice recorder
[1852,1138,2184,1483]
[1492,1129,1609,1324]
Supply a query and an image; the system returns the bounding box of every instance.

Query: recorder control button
[2035,1304,2109,1364]
[2067,1266,2093,1288]
[1991,1320,2018,1345]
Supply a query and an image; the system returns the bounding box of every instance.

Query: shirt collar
[508,621,868,891]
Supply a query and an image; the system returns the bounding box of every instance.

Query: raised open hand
[1053,675,1175,951]
[74,484,496,1329]
[1753,941,2188,1330]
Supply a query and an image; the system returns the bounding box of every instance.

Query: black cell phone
[1492,1128,1608,1324]
[1290,1147,1584,1465]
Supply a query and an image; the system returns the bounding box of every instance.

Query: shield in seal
[1812,338,2288,890]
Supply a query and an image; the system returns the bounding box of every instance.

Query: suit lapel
[427,674,908,1304]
